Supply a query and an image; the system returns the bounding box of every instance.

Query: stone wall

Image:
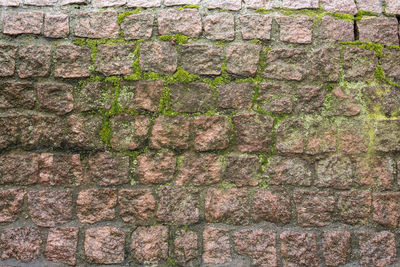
[0,0,400,266]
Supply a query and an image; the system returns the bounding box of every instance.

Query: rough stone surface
[3,12,43,35]
[379,50,400,86]
[139,42,177,74]
[0,45,17,77]
[127,0,160,7]
[315,154,353,189]
[357,17,399,46]
[88,152,130,186]
[252,189,291,225]
[44,13,69,38]
[170,82,215,113]
[180,44,223,75]
[218,82,254,110]
[208,0,241,10]
[92,0,125,7]
[276,118,305,153]
[320,16,354,42]
[204,13,235,41]
[239,14,272,40]
[150,116,191,150]
[0,227,42,262]
[257,82,293,114]
[343,46,377,82]
[119,80,164,112]
[74,11,119,38]
[118,189,155,223]
[309,47,341,82]
[110,115,150,151]
[372,193,400,228]
[323,231,351,266]
[337,191,371,225]
[39,153,83,186]
[37,82,74,115]
[136,150,176,184]
[75,82,113,112]
[94,44,136,76]
[277,16,313,44]
[265,156,312,186]
[174,230,198,264]
[193,116,231,151]
[0,151,39,185]
[356,0,382,12]
[263,48,307,81]
[45,227,78,266]
[202,226,231,264]
[130,226,168,262]
[65,114,104,150]
[226,44,261,77]
[18,45,51,78]
[359,231,396,266]
[280,231,319,267]
[77,189,117,224]
[158,9,202,38]
[385,0,400,14]
[320,0,358,14]
[121,13,154,40]
[244,0,274,9]
[55,45,91,78]
[0,81,35,109]
[164,0,199,5]
[355,155,394,190]
[24,0,56,5]
[0,189,24,223]
[374,120,400,152]
[282,0,318,9]
[224,154,260,187]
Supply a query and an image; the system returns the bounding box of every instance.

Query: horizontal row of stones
[2,10,400,45]
[0,226,398,267]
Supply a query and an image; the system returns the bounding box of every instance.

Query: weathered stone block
[158,9,202,38]
[44,13,69,38]
[337,190,371,225]
[88,152,130,186]
[320,0,357,14]
[110,115,150,151]
[74,11,119,38]
[226,43,261,77]
[139,42,177,74]
[180,44,223,75]
[193,116,231,151]
[224,154,260,187]
[119,80,163,112]
[65,114,104,150]
[150,116,191,150]
[372,193,400,228]
[218,82,254,110]
[45,228,78,266]
[343,46,377,82]
[356,0,382,12]
[204,13,235,41]
[77,189,117,224]
[0,227,42,262]
[174,230,198,264]
[0,189,24,223]
[359,232,396,266]
[3,12,43,35]
[239,14,272,40]
[37,82,74,115]
[135,150,176,184]
[0,44,17,77]
[280,231,319,267]
[170,82,215,113]
[252,189,291,225]
[357,17,399,46]
[202,226,231,264]
[323,231,351,266]
[265,156,312,186]
[0,151,39,185]
[94,44,136,76]
[127,0,160,7]
[282,0,318,9]
[18,45,51,78]
[320,16,354,42]
[130,226,168,262]
[118,189,155,223]
[55,45,91,78]
[121,13,154,40]
[75,82,114,112]
[208,0,241,10]
[277,16,313,44]
[315,154,353,189]
[39,153,83,186]
[0,81,35,109]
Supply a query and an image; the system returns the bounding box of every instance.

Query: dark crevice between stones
[353,19,359,41]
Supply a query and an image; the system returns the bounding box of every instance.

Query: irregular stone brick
[3,11,43,35]
[374,120,400,152]
[92,0,125,7]
[282,0,318,9]
[385,0,400,15]
[176,152,222,186]
[158,9,202,38]
[164,0,199,5]
[139,42,177,74]
[309,47,341,82]
[75,82,113,112]
[0,114,19,149]
[239,14,272,40]
[45,227,78,266]
[277,16,313,44]
[204,13,235,41]
[326,86,361,117]
[381,49,400,84]
[280,231,319,267]
[77,189,117,224]
[315,154,353,189]
[0,227,42,262]
[44,13,69,38]
[293,189,335,227]
[18,45,51,78]
[224,154,260,187]
[357,17,399,46]
[55,45,91,78]
[337,119,369,154]
[121,13,154,40]
[218,82,254,110]
[208,0,241,10]
[0,44,17,77]
[127,0,159,6]
[343,46,377,81]
[233,113,274,153]
[355,155,394,190]
[244,0,274,9]
[226,43,260,77]
[174,230,198,264]
[205,188,249,225]
[119,80,163,112]
[193,116,231,151]
[257,82,293,114]
[372,193,400,228]
[320,16,354,42]
[0,81,35,109]
[130,226,168,262]
[136,150,176,184]
[262,48,307,81]
[65,114,104,150]
[337,190,371,225]
[0,0,19,5]
[0,189,24,223]
[202,226,231,264]
[88,152,129,186]
[323,231,351,266]
[363,84,400,117]
[74,11,118,38]
[157,186,200,225]
[359,232,396,266]
[294,85,325,113]
[320,0,358,14]
[265,156,312,186]
[110,115,150,151]
[356,0,382,12]
[28,190,73,227]
[150,116,191,150]
[39,153,83,186]
[118,189,155,223]
[94,44,136,76]
[61,0,85,4]
[252,189,291,225]
[170,82,215,113]
[37,82,74,115]
[24,0,56,5]
[85,227,125,264]
[0,152,39,185]
[304,120,337,155]
[180,44,223,75]
[233,229,277,267]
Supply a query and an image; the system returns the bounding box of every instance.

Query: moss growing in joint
[99,117,112,145]
[117,8,142,24]
[164,67,200,85]
[158,34,189,45]
[340,41,383,57]
[178,4,199,10]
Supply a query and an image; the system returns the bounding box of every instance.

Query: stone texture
[0,45,17,77]
[356,0,382,12]
[276,118,305,153]
[202,226,231,264]
[257,82,293,114]
[337,119,369,155]
[110,115,150,151]
[244,0,274,9]
[343,46,377,82]
[0,151,39,185]
[18,45,51,78]
[218,82,254,110]
[92,0,125,7]
[139,42,177,74]
[233,229,277,267]
[325,86,361,117]
[3,12,43,35]
[65,114,104,150]
[226,43,261,77]
[0,227,42,262]
[277,16,313,44]
[280,231,319,267]
[45,227,78,266]
[374,120,400,152]
[263,48,307,81]
[239,14,272,40]
[320,16,354,42]
[204,13,235,41]
[127,0,160,7]
[39,153,83,186]
[379,49,400,86]
[121,13,154,40]
[55,45,91,78]
[282,0,318,9]
[309,47,341,82]
[136,150,176,184]
[359,232,396,266]
[315,154,353,189]
[94,44,136,76]
[355,155,394,190]
[193,116,231,151]
[0,81,35,109]
[37,82,74,115]
[174,230,198,264]
[320,0,358,14]
[119,80,164,112]
[88,152,130,186]
[74,11,119,38]
[164,0,199,5]
[28,190,73,227]
[303,120,337,155]
[130,226,168,262]
[77,189,117,224]
[118,189,155,223]
[337,190,371,225]
[0,113,19,149]
[252,189,291,225]
[224,154,260,187]
[323,231,351,266]
[357,17,399,46]
[170,82,215,113]
[44,13,69,38]
[85,227,125,264]
[385,0,400,14]
[0,189,24,223]
[208,0,241,10]
[75,82,113,112]
[158,9,202,38]
[150,116,191,150]
[265,156,312,186]
[24,0,56,5]
[180,44,223,75]
[372,193,400,228]
[0,0,19,5]
[295,84,326,113]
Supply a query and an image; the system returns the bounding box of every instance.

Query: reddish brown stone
[320,16,354,42]
[136,150,176,184]
[91,0,125,7]
[44,13,69,38]
[359,231,396,266]
[218,82,254,110]
[39,153,83,186]
[252,189,291,225]
[127,0,160,6]
[0,44,17,77]
[37,82,74,115]
[3,11,43,35]
[77,189,117,224]
[18,45,51,78]
[193,116,231,151]
[244,0,273,9]
[355,155,394,190]
[55,45,91,78]
[0,81,35,109]
[0,114,19,149]
[119,80,163,112]
[0,189,24,223]
[320,0,357,14]
[223,154,260,187]
[293,189,335,227]
[65,114,104,150]
[277,16,313,44]
[323,231,351,266]
[280,231,319,267]
[309,47,341,82]
[110,115,150,151]
[150,116,191,150]
[208,0,241,10]
[139,42,177,74]
[130,226,168,262]
[156,186,200,225]
[294,85,325,114]
[386,0,400,14]
[282,0,318,8]
[88,152,129,186]
[226,44,261,77]
[202,226,231,264]
[343,46,377,82]
[170,82,215,113]
[74,11,119,38]
[257,82,293,114]
[164,0,199,5]
[356,0,382,12]
[118,189,155,223]
[0,227,42,262]
[205,188,249,225]
[239,14,272,40]
[174,230,198,264]
[233,229,277,267]
[158,9,202,37]
[337,191,371,225]
[374,120,400,152]
[180,44,223,75]
[265,156,312,186]
[45,227,78,266]
[326,86,361,117]
[372,193,400,228]
[204,13,235,41]
[337,119,369,155]
[276,118,305,153]
[0,151,39,185]
[95,44,136,76]
[357,17,399,46]
[75,81,113,112]
[304,120,337,155]
[121,13,154,40]
[363,84,400,117]
[315,154,353,189]
[85,227,125,264]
